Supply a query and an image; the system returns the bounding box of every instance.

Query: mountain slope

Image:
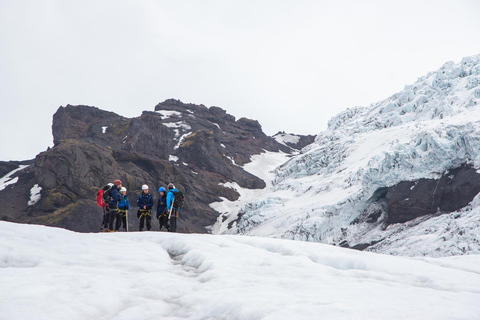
[215,54,480,257]
[0,100,313,233]
[1,221,479,320]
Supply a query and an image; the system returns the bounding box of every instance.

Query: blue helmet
[158,187,166,193]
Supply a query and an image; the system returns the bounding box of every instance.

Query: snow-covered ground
[209,151,289,234]
[1,222,479,320]
[273,132,301,147]
[213,54,480,257]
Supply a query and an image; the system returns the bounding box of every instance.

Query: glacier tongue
[217,54,480,257]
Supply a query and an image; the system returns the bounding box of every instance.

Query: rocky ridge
[0,99,310,233]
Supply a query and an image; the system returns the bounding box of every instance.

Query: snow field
[1,222,479,320]
[209,151,289,234]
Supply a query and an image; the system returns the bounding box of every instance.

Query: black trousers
[108,206,120,231]
[101,207,107,230]
[139,210,151,231]
[121,215,127,230]
[118,210,127,231]
[103,206,112,230]
[169,208,178,232]
[158,214,169,230]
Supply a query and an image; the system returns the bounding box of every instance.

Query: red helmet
[114,179,122,186]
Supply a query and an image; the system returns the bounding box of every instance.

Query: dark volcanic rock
[0,160,33,178]
[379,165,480,224]
[52,105,125,146]
[155,99,291,167]
[0,99,294,233]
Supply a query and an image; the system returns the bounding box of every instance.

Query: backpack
[172,191,185,209]
[96,189,105,208]
[103,185,113,205]
[96,185,112,208]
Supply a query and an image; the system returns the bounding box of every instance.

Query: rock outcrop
[382,165,480,224]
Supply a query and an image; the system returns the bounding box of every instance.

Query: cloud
[1,0,479,160]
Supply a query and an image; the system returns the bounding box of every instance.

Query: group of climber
[97,180,184,233]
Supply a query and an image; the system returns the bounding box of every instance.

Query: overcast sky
[1,0,480,161]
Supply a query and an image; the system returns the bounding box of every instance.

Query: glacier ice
[215,54,480,257]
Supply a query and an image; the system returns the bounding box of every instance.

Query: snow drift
[215,55,480,257]
[1,222,479,320]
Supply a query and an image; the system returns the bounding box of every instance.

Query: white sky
[1,0,479,161]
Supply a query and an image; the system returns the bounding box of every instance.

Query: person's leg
[170,211,177,232]
[146,212,151,231]
[104,207,111,231]
[101,210,106,231]
[108,207,116,231]
[163,215,169,230]
[115,212,121,231]
[158,215,163,230]
[139,214,144,231]
[122,214,127,231]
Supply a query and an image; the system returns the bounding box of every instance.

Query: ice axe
[126,210,129,232]
[168,197,175,219]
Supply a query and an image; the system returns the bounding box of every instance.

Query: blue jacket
[157,193,167,217]
[118,195,129,210]
[137,192,154,210]
[166,189,179,210]
[109,185,122,207]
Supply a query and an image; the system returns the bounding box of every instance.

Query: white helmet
[142,184,149,190]
[120,187,127,192]
[108,183,114,187]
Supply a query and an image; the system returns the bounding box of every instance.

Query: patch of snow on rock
[27,184,42,206]
[274,132,301,146]
[0,165,28,192]
[157,110,182,120]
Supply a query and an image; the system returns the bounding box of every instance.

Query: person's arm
[137,195,141,207]
[111,189,119,202]
[125,197,129,210]
[156,199,162,215]
[166,192,173,210]
[146,195,153,210]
